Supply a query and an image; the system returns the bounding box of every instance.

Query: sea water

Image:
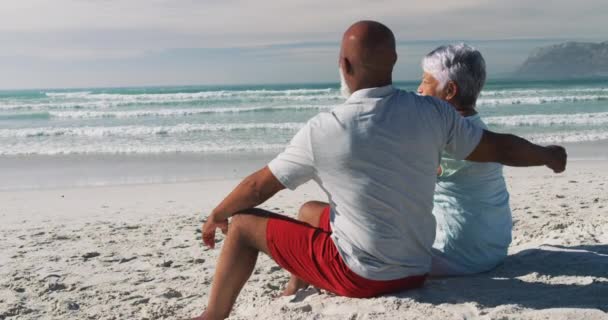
[1,79,607,189]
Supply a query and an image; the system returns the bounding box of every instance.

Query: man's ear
[340,57,353,75]
[446,81,458,100]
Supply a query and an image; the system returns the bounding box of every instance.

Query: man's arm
[466,130,567,173]
[202,166,285,248]
[211,166,285,221]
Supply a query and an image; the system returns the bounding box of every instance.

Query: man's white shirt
[268,85,483,280]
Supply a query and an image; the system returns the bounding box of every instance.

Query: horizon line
[3,76,608,92]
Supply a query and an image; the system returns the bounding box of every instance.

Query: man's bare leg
[282,201,329,296]
[194,210,272,320]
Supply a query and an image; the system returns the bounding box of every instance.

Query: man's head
[339,21,397,98]
[417,44,486,111]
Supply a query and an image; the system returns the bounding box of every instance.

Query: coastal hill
[517,41,608,79]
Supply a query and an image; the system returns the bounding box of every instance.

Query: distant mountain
[516,41,608,79]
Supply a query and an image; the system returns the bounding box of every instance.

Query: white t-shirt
[268,85,483,281]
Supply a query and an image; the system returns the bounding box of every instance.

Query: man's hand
[467,131,568,174]
[201,166,285,250]
[202,214,229,249]
[544,145,567,173]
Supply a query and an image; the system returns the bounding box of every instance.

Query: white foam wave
[481,87,608,97]
[3,94,603,113]
[45,87,608,100]
[45,91,92,98]
[44,89,340,102]
[0,101,123,111]
[478,95,608,106]
[527,130,608,144]
[485,112,608,126]
[3,87,607,112]
[0,123,304,138]
[0,96,341,112]
[0,142,286,156]
[4,129,608,155]
[49,105,334,119]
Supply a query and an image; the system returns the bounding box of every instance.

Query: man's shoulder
[416,93,450,110]
[301,111,345,137]
[392,90,449,110]
[308,110,337,125]
[468,115,488,129]
[328,90,450,122]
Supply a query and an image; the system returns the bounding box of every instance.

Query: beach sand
[1,160,607,319]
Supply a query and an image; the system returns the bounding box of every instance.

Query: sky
[0,0,606,89]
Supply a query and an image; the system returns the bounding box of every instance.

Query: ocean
[1,79,607,189]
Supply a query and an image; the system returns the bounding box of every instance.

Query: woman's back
[431,114,512,276]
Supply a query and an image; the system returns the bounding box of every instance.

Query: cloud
[2,0,605,39]
[0,0,605,88]
[1,0,605,54]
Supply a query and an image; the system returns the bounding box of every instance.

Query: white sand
[1,160,607,319]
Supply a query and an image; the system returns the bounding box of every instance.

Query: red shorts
[266,206,427,298]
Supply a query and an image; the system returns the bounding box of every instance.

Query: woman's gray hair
[422,43,486,107]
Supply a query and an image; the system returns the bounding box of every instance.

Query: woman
[417,44,512,275]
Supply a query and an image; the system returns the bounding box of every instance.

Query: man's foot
[190,311,207,320]
[281,277,309,296]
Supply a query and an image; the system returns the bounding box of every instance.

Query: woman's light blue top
[431,114,512,276]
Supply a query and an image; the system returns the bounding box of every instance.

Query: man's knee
[228,212,270,252]
[230,213,247,228]
[229,213,258,234]
[298,201,315,219]
[297,201,327,227]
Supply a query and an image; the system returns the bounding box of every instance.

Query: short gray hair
[422,43,486,107]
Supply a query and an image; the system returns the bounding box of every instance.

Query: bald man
[195,21,566,319]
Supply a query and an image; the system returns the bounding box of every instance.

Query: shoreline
[1,140,608,192]
[0,152,276,192]
[1,159,605,227]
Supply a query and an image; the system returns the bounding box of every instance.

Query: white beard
[339,68,352,99]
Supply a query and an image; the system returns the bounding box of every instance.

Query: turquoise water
[1,79,608,156]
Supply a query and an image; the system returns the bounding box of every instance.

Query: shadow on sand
[397,245,608,311]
